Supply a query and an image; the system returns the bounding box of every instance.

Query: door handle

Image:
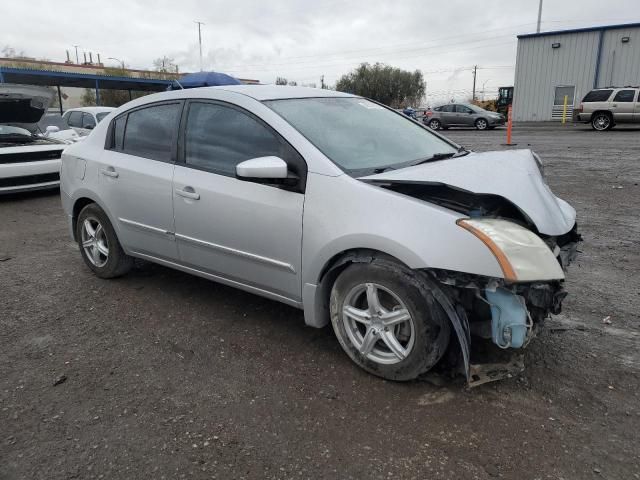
[101,167,119,178]
[175,187,200,200]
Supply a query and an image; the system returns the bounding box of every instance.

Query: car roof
[65,107,116,114]
[157,84,355,101]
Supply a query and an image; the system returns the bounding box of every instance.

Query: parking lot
[1,123,639,479]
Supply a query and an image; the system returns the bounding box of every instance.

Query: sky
[2,0,638,104]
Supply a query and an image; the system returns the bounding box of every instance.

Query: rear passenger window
[613,90,636,102]
[122,103,181,162]
[582,90,613,102]
[184,102,285,176]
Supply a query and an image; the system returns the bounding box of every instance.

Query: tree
[275,77,288,85]
[335,63,426,108]
[153,56,177,73]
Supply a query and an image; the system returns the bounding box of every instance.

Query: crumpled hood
[359,149,576,236]
[0,84,54,128]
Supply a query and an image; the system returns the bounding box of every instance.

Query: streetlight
[194,20,205,71]
[482,79,491,101]
[108,57,126,70]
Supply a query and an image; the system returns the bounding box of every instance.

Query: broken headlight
[457,218,564,282]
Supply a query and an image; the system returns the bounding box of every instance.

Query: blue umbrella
[171,71,242,89]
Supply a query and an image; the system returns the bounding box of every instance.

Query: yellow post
[562,94,568,124]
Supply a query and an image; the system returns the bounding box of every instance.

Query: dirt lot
[1,124,639,480]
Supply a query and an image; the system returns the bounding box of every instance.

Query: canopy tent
[171,71,242,89]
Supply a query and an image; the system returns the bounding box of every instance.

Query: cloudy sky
[2,0,638,103]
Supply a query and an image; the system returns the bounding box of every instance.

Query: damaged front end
[359,150,581,386]
[428,269,572,386]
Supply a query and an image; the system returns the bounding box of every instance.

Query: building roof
[518,22,640,39]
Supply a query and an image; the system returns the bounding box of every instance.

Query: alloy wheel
[593,114,610,131]
[476,119,488,130]
[341,283,415,365]
[81,217,109,267]
[429,119,440,130]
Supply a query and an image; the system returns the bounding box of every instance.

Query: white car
[0,84,67,194]
[62,107,115,136]
[60,86,580,383]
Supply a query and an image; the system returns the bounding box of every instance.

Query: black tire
[591,112,613,131]
[76,203,133,279]
[475,118,489,130]
[428,119,441,130]
[329,259,451,381]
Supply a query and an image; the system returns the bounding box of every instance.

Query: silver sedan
[60,86,578,383]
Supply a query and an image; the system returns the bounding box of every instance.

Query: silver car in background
[425,103,505,130]
[60,86,579,383]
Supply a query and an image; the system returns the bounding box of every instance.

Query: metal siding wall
[599,27,640,87]
[514,31,600,121]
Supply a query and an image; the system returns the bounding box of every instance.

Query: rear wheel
[428,119,441,130]
[475,118,489,130]
[330,260,450,381]
[591,112,612,131]
[77,203,133,278]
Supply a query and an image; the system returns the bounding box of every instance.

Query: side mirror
[236,156,288,179]
[46,125,60,134]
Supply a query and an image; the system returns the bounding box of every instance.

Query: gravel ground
[1,124,639,479]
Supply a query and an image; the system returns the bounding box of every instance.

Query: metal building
[512,22,640,121]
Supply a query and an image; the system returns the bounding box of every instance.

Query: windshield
[0,125,33,137]
[265,97,458,175]
[96,112,110,122]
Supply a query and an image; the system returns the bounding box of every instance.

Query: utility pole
[536,0,544,33]
[472,65,478,101]
[194,21,205,71]
[73,45,80,64]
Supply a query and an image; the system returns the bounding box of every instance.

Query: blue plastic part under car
[485,288,529,348]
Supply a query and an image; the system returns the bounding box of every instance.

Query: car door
[98,101,182,261]
[440,104,457,126]
[611,89,636,123]
[173,100,305,302]
[455,104,475,126]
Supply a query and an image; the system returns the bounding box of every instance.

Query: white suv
[576,87,640,130]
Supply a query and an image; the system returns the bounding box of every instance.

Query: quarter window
[184,102,285,176]
[122,103,181,162]
[582,90,613,102]
[613,90,636,102]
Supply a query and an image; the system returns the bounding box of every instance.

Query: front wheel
[475,118,489,130]
[77,203,133,278]
[330,260,450,381]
